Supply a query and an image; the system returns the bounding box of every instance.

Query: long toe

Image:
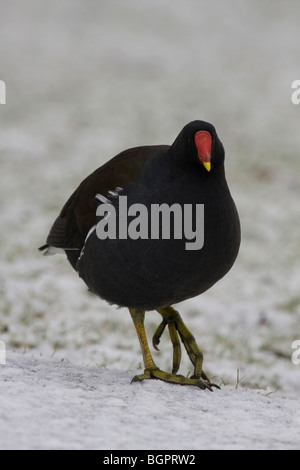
[131,368,220,391]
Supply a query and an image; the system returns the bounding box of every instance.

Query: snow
[1,0,300,451]
[1,350,299,450]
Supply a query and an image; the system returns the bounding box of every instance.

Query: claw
[210,383,221,390]
[131,367,220,391]
[190,372,221,391]
[152,320,167,350]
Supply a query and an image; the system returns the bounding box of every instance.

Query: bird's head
[173,120,225,173]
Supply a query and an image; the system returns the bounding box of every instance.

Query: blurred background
[0,0,299,396]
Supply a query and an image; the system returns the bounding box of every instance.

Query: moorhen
[40,120,241,390]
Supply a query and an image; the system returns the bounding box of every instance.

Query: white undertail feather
[43,246,79,256]
[43,246,66,256]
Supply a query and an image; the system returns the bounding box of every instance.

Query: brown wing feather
[43,145,169,253]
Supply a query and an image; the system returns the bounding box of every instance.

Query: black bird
[40,120,241,390]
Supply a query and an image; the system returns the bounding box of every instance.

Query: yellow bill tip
[203,161,211,172]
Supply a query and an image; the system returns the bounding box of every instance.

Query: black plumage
[40,120,240,390]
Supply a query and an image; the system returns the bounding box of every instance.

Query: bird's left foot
[131,368,219,391]
[154,306,221,388]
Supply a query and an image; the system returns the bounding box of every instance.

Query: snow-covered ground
[1,0,300,450]
[1,350,300,450]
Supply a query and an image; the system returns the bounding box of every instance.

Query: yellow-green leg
[153,319,182,374]
[129,308,219,391]
[155,306,219,388]
[129,308,159,381]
